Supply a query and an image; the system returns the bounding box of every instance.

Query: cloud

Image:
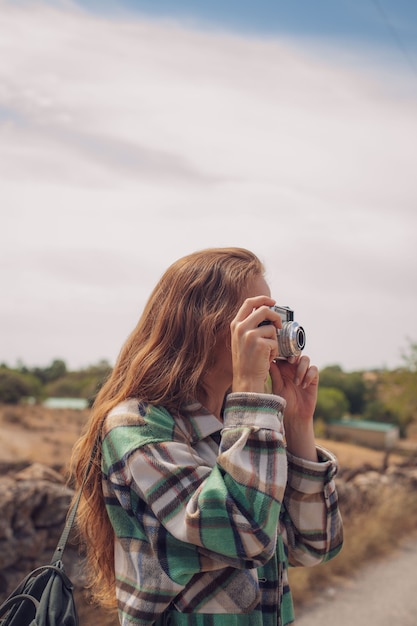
[1,1,416,371]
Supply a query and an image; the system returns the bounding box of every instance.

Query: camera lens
[296,326,306,351]
[278,322,306,358]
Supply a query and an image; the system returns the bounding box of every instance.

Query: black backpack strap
[0,594,40,619]
[50,435,100,565]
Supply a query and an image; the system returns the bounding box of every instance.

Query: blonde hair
[70,247,264,606]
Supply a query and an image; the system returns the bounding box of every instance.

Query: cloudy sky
[1,0,417,373]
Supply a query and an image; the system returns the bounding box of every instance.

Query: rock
[0,463,83,599]
[336,461,417,517]
[15,462,65,484]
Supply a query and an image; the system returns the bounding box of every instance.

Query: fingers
[303,364,319,388]
[231,296,282,365]
[293,355,319,388]
[231,296,283,392]
[232,295,282,331]
[234,295,275,319]
[234,321,280,363]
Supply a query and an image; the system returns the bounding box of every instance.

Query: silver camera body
[260,305,306,359]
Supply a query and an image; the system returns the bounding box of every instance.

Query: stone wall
[336,461,417,514]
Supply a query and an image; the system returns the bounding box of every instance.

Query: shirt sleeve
[281,445,344,567]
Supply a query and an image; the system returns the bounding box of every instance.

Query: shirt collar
[178,401,223,444]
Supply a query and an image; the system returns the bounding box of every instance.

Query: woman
[71,247,343,626]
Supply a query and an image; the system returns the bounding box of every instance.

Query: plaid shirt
[102,393,343,626]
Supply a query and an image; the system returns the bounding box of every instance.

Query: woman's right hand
[231,295,282,394]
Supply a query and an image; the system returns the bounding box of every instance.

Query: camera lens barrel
[278,322,306,358]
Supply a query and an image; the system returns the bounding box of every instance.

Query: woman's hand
[269,355,319,461]
[269,355,319,421]
[231,295,282,394]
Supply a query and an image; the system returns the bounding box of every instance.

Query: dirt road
[295,536,417,625]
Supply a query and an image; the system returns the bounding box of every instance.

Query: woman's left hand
[269,355,319,422]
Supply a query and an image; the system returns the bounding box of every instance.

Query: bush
[44,361,112,403]
[319,365,368,415]
[314,387,349,423]
[0,368,41,403]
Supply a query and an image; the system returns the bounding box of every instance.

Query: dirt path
[295,536,417,625]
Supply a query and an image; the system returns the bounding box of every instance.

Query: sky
[1,0,417,373]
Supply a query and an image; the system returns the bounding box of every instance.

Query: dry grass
[0,403,89,468]
[0,404,408,471]
[315,437,406,470]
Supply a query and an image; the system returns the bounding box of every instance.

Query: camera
[259,305,306,359]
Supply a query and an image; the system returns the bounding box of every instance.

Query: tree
[376,367,417,436]
[343,371,368,415]
[30,359,67,384]
[314,387,349,423]
[0,368,41,403]
[319,365,367,415]
[363,399,398,425]
[319,365,344,389]
[45,359,67,381]
[401,339,417,372]
[44,360,112,403]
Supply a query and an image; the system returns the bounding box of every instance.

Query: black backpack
[0,448,96,626]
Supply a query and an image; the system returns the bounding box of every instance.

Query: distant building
[326,418,399,450]
[43,397,89,410]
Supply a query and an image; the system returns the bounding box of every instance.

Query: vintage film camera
[259,305,306,359]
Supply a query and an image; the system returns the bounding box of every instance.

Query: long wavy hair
[70,247,264,607]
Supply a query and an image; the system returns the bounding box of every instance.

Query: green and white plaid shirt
[102,392,343,626]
